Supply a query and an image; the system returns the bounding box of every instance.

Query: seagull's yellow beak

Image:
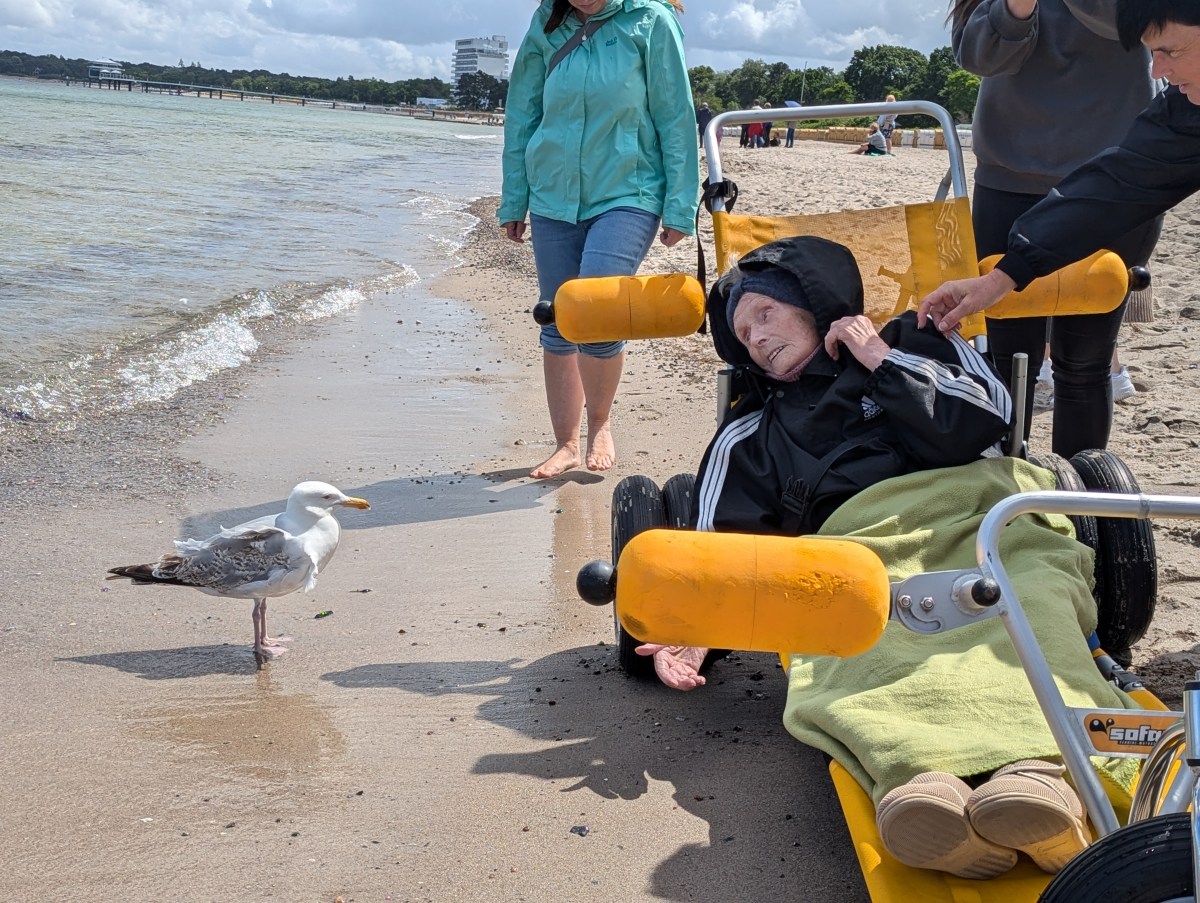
[339,497,371,510]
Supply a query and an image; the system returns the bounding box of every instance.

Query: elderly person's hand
[916,268,1016,333]
[824,315,891,371]
[635,643,708,690]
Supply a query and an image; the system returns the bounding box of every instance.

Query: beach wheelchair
[537,102,1193,901]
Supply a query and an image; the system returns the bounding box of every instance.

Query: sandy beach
[3,137,1200,902]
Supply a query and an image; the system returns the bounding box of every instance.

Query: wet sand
[3,138,1200,901]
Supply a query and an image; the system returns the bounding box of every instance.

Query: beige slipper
[966,759,1090,874]
[876,772,1019,879]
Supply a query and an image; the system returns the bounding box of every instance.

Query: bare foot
[635,644,708,690]
[585,423,616,471]
[253,643,288,659]
[530,442,581,479]
[263,635,292,648]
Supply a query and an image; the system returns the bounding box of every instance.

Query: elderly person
[639,235,1012,680]
[639,236,1144,879]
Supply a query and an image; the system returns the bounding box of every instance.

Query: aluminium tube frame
[976,489,1200,838]
[701,101,968,208]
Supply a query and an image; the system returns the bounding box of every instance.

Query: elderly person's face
[1146,22,1200,103]
[732,292,821,379]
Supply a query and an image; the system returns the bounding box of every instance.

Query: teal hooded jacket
[499,0,700,235]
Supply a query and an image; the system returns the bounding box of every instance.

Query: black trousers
[972,184,1162,458]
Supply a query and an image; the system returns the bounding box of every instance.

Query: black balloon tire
[1038,812,1193,902]
[611,475,666,678]
[1069,449,1158,666]
[1029,452,1104,605]
[661,473,696,529]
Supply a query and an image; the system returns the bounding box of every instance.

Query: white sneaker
[1111,367,1136,402]
[1037,359,1053,384]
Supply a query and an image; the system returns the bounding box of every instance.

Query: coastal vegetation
[0,44,979,121]
[689,46,979,123]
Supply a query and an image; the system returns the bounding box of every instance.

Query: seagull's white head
[288,481,371,515]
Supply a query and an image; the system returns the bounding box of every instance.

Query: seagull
[107,481,370,665]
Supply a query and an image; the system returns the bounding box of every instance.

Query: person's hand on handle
[503,221,526,243]
[917,268,1017,333]
[660,226,686,248]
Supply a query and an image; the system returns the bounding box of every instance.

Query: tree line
[690,45,980,124]
[0,51,453,106]
[0,45,980,121]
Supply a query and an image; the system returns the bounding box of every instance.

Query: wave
[0,266,418,431]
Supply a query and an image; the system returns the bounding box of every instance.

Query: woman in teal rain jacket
[500,0,700,479]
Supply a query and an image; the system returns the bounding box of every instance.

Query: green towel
[783,456,1141,804]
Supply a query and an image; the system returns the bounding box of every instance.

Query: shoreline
[4,74,505,126]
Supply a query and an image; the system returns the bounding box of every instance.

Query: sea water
[0,78,503,430]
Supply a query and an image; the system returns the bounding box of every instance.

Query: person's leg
[974,185,1049,441]
[534,350,585,478]
[575,206,659,470]
[1049,215,1162,456]
[1049,307,1123,456]
[576,352,623,470]
[529,214,587,478]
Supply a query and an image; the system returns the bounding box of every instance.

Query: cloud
[0,0,954,81]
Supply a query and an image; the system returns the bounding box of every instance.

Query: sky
[0,0,956,82]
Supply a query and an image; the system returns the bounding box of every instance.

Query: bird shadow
[180,468,601,538]
[321,647,865,901]
[60,644,264,679]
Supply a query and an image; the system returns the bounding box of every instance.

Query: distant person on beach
[921,0,1200,343]
[746,119,764,148]
[850,122,889,155]
[876,93,898,147]
[941,0,1163,460]
[696,101,713,145]
[500,0,700,479]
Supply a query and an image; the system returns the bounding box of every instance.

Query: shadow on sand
[178,467,605,539]
[61,644,264,679]
[321,646,868,901]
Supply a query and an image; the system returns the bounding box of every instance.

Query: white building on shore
[452,36,509,82]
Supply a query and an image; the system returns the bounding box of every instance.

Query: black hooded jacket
[997,86,1200,290]
[692,236,1014,535]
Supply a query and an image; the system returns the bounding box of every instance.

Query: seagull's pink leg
[257,599,291,653]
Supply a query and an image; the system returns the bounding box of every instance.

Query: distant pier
[68,75,502,125]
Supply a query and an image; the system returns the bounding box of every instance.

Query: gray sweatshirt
[953,0,1154,195]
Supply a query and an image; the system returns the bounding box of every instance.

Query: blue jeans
[530,207,659,357]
